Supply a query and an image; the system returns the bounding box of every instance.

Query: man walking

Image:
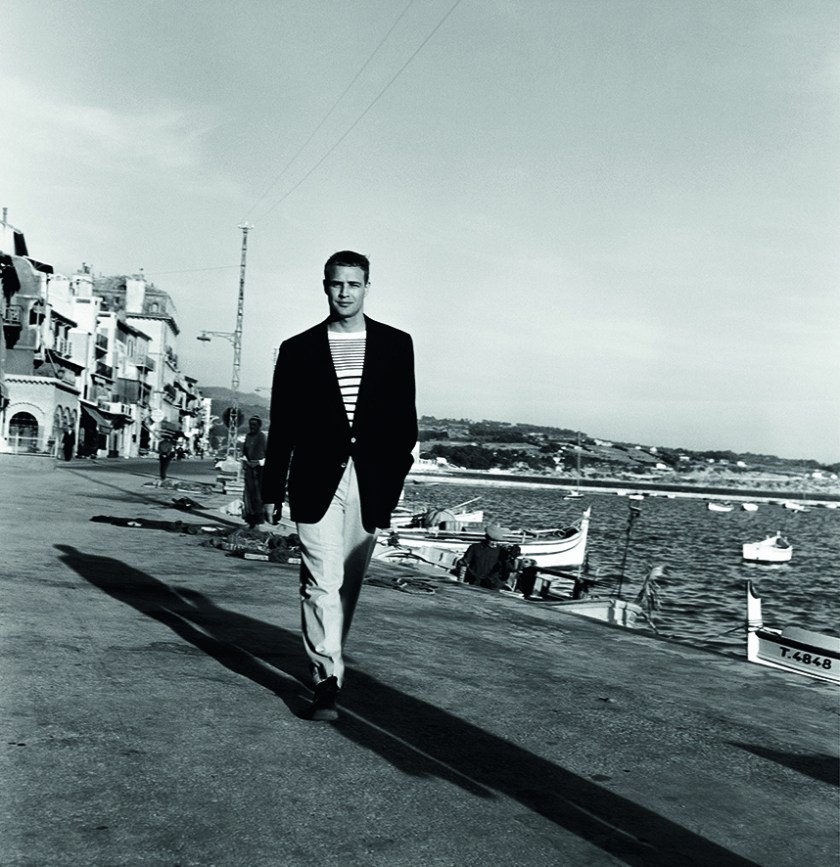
[262,251,417,721]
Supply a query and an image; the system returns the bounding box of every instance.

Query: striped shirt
[328,330,366,425]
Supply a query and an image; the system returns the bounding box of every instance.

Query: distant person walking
[241,416,267,528]
[262,250,417,720]
[157,435,174,482]
[61,427,75,461]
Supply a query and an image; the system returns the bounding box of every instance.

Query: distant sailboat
[563,432,585,499]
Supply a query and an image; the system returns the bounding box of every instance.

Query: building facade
[0,214,202,458]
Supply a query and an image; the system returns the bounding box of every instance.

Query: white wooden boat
[390,497,485,530]
[707,501,734,512]
[742,533,792,564]
[377,508,591,569]
[391,508,484,528]
[741,502,759,512]
[373,543,643,628]
[782,501,807,512]
[533,595,643,627]
[746,581,839,684]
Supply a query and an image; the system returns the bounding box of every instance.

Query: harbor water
[400,481,840,657]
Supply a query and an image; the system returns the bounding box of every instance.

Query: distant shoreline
[407,469,840,505]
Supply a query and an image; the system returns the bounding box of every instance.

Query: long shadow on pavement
[56,544,760,867]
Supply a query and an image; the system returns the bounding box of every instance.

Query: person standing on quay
[157,434,174,482]
[61,426,75,461]
[240,415,267,528]
[262,250,417,721]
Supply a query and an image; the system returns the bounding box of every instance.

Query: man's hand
[263,502,281,525]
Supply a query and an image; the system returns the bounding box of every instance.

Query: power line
[253,0,463,222]
[241,0,415,224]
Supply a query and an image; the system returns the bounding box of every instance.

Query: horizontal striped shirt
[328,330,366,425]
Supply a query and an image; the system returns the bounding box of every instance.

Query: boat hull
[380,509,590,569]
[746,581,839,684]
[538,597,643,627]
[742,535,792,563]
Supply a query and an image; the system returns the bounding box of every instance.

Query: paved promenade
[1,457,838,867]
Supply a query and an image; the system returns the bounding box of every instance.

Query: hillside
[197,389,838,475]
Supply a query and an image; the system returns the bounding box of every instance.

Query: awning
[12,256,45,294]
[80,403,113,433]
[143,417,181,433]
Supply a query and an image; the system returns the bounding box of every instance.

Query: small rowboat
[782,501,807,512]
[707,501,734,512]
[746,581,839,684]
[742,533,792,564]
[741,502,759,512]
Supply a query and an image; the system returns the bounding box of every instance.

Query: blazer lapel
[353,317,379,429]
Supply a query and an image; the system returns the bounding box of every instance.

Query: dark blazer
[261,316,417,531]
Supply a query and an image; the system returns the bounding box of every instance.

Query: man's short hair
[324,250,370,284]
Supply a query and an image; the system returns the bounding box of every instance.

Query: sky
[2,0,838,462]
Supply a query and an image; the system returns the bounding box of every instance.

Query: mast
[227,222,252,455]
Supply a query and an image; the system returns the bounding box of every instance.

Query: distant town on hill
[202,387,839,477]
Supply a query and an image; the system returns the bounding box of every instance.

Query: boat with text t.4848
[746,581,839,684]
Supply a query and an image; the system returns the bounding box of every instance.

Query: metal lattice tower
[226,223,252,455]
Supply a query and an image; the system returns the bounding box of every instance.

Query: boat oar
[449,496,482,512]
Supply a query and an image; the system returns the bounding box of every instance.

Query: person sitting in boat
[457,524,516,590]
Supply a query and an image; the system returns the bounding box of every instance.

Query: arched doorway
[8,412,39,453]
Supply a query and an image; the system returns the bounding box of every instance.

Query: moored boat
[377,508,591,569]
[741,502,759,512]
[742,532,792,564]
[782,501,807,512]
[391,497,485,530]
[746,581,839,684]
[707,501,734,512]
[530,595,643,627]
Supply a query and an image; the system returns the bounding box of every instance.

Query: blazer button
[340,462,347,468]
[350,436,357,443]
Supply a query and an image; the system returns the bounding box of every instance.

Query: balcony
[97,399,133,419]
[95,361,114,381]
[52,337,73,357]
[2,305,23,325]
[133,354,155,371]
[95,333,109,355]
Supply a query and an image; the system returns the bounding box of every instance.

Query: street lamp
[196,330,239,456]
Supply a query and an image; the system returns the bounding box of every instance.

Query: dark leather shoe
[306,676,339,721]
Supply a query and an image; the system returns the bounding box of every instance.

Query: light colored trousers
[296,459,378,687]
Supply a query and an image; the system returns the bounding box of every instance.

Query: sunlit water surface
[401,482,840,659]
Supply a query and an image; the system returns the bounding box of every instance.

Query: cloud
[0,74,213,173]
